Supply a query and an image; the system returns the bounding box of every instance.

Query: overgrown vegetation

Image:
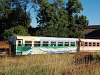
[0,53,100,75]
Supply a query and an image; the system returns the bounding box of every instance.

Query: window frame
[84,42,88,46]
[97,42,100,46]
[93,42,96,46]
[51,41,56,46]
[17,40,22,46]
[64,42,69,46]
[43,41,49,46]
[80,42,84,46]
[34,41,41,47]
[58,42,63,46]
[70,42,75,46]
[25,41,32,47]
[89,42,92,46]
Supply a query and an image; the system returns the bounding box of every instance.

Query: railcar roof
[14,35,79,41]
[80,39,100,42]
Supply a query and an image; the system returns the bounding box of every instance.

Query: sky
[30,0,100,27]
[80,0,100,25]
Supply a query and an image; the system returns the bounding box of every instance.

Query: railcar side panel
[9,36,79,55]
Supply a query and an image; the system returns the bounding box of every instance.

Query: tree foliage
[0,0,32,39]
[0,0,89,39]
[66,0,88,38]
[0,0,11,18]
[36,0,68,37]
[3,25,30,40]
[35,0,88,38]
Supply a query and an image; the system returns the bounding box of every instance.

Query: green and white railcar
[8,35,79,55]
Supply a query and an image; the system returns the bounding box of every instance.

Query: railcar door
[16,39,23,55]
[17,39,23,46]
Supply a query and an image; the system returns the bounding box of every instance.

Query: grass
[0,53,100,75]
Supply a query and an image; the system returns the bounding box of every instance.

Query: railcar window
[93,42,96,46]
[81,42,84,46]
[89,42,92,46]
[34,41,40,47]
[85,42,88,46]
[43,41,48,46]
[97,42,100,46]
[25,41,32,46]
[18,41,21,46]
[51,42,56,46]
[58,42,63,46]
[71,42,75,46]
[18,41,21,43]
[65,42,69,46]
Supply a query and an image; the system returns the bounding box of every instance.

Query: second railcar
[79,39,100,52]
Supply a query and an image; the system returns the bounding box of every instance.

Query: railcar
[0,41,11,56]
[79,39,100,52]
[8,35,79,55]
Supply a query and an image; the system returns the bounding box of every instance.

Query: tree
[36,0,68,37]
[0,0,11,18]
[6,6,31,27]
[0,0,12,37]
[3,25,30,40]
[66,0,88,38]
[35,0,88,38]
[0,0,32,39]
